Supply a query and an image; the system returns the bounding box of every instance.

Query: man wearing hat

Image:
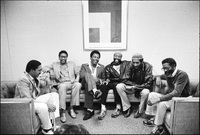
[116,53,153,118]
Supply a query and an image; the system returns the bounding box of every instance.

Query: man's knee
[116,83,125,91]
[157,101,167,110]
[74,82,82,89]
[50,92,59,99]
[141,89,150,97]
[58,83,68,90]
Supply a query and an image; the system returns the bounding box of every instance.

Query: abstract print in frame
[82,0,128,50]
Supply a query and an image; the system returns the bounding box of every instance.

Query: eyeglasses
[161,67,171,71]
[60,56,67,58]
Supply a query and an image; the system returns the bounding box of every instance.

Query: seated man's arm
[160,73,189,101]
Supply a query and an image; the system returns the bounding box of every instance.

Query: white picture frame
[82,0,128,50]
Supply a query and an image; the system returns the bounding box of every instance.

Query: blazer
[43,61,80,83]
[80,63,105,80]
[14,72,40,99]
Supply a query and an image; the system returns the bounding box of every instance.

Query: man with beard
[97,52,131,120]
[80,50,105,120]
[143,58,190,135]
[116,53,153,118]
[43,50,81,123]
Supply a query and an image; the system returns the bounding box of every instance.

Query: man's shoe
[68,108,76,119]
[111,108,121,118]
[150,126,164,135]
[83,110,94,120]
[94,90,102,99]
[134,110,142,118]
[89,90,102,99]
[60,109,66,123]
[123,107,132,118]
[143,118,155,127]
[98,110,107,120]
[42,129,54,134]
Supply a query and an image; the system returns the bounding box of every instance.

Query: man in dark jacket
[97,52,131,120]
[116,53,153,118]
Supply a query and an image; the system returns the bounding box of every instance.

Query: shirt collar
[88,62,100,68]
[172,68,178,77]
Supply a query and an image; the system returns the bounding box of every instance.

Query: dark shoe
[89,90,102,99]
[98,110,107,120]
[123,107,132,118]
[150,126,164,135]
[111,108,121,118]
[94,90,102,99]
[143,118,155,127]
[83,110,94,120]
[134,110,142,118]
[42,129,54,134]
[60,109,66,123]
[68,108,76,119]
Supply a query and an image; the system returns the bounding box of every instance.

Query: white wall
[1,1,199,81]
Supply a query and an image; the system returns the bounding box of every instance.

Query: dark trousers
[99,82,121,106]
[83,81,121,109]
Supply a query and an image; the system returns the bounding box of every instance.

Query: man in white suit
[15,60,59,134]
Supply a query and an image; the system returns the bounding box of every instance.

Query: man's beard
[112,58,122,66]
[164,69,174,77]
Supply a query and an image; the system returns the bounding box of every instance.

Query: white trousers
[58,82,81,109]
[145,92,172,126]
[34,92,59,130]
[116,83,150,112]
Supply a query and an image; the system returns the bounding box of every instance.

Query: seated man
[98,52,130,120]
[14,60,59,134]
[116,53,153,118]
[143,58,190,135]
[80,50,104,120]
[43,50,81,122]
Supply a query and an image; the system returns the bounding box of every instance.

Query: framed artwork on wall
[82,0,128,50]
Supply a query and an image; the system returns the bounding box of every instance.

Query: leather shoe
[98,110,107,120]
[60,112,66,123]
[134,110,142,118]
[123,107,132,118]
[68,108,76,119]
[89,90,102,99]
[143,118,155,127]
[83,110,94,120]
[94,90,102,99]
[111,108,121,118]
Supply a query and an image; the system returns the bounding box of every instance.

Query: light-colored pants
[58,82,81,109]
[116,83,150,112]
[145,92,172,126]
[34,92,59,130]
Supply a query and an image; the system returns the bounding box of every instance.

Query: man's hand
[46,103,56,112]
[147,97,160,106]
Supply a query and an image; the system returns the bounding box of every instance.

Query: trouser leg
[145,92,163,116]
[71,82,81,106]
[35,93,60,118]
[34,102,52,130]
[139,88,150,113]
[154,100,172,126]
[99,83,109,105]
[116,83,131,111]
[84,82,94,109]
[57,83,67,110]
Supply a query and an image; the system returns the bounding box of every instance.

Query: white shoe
[42,129,54,134]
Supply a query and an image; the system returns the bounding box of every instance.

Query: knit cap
[132,53,143,59]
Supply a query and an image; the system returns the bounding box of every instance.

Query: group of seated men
[14,49,192,134]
